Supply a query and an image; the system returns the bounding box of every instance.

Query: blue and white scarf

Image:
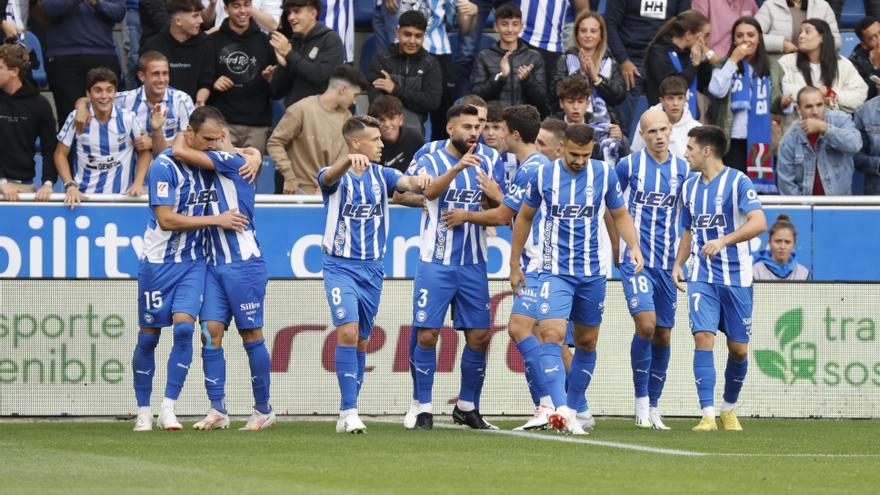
[668,51,698,120]
[731,62,776,194]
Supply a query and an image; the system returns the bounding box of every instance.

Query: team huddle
[130,92,767,435]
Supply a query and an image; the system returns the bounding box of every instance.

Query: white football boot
[193,409,230,430]
[514,405,554,431]
[239,409,276,431]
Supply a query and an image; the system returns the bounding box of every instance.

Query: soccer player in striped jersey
[55,67,153,209]
[673,126,767,432]
[511,123,644,435]
[615,109,691,430]
[132,107,250,432]
[320,0,354,63]
[320,115,432,433]
[443,104,558,430]
[405,103,498,431]
[168,107,275,431]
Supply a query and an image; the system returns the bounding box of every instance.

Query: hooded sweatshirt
[630,102,701,158]
[208,19,274,127]
[270,23,344,107]
[0,80,58,183]
[141,29,215,101]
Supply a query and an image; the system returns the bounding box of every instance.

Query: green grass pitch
[1,418,878,494]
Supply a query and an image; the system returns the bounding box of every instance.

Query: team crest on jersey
[335,307,346,320]
[549,204,596,219]
[416,310,427,322]
[694,214,727,229]
[715,195,724,206]
[669,177,679,190]
[342,203,383,219]
[539,303,550,315]
[632,191,677,208]
[143,313,154,324]
[629,297,640,309]
[372,182,382,196]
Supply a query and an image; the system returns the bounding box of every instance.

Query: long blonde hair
[571,11,607,70]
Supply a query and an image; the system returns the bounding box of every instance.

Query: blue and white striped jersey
[417,147,493,265]
[502,151,552,272]
[321,0,354,63]
[616,150,690,271]
[409,140,507,194]
[399,0,453,55]
[681,167,763,287]
[115,86,194,143]
[520,0,569,53]
[318,163,403,260]
[204,151,261,265]
[142,150,215,264]
[57,105,143,194]
[525,158,625,277]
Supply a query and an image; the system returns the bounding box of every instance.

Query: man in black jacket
[850,16,880,101]
[141,0,215,105]
[470,3,546,116]
[269,0,344,108]
[366,9,441,136]
[0,45,58,201]
[209,0,275,153]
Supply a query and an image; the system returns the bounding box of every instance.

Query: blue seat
[840,0,866,30]
[354,0,373,29]
[359,33,382,76]
[841,31,860,58]
[24,31,47,88]
[272,99,285,127]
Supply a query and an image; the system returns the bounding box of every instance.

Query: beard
[450,136,472,155]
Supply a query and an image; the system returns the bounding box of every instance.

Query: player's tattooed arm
[701,209,767,259]
[396,170,433,193]
[423,144,481,200]
[510,203,537,296]
[443,204,515,228]
[672,229,693,292]
[610,205,644,274]
[154,205,248,232]
[391,191,426,207]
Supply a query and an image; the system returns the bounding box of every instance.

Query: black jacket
[605,0,692,67]
[380,125,424,174]
[142,30,215,101]
[0,80,58,183]
[849,44,880,100]
[471,40,547,114]
[366,44,442,125]
[138,0,169,46]
[270,23,345,107]
[208,20,274,127]
[551,48,627,108]
[643,36,712,106]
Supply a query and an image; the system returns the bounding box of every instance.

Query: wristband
[63,180,77,190]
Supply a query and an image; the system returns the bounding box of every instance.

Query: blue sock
[576,393,589,414]
[201,347,226,414]
[458,346,486,404]
[335,345,359,411]
[630,334,652,398]
[649,343,671,407]
[409,329,418,402]
[413,344,436,405]
[723,357,748,405]
[539,343,566,408]
[566,349,597,410]
[164,322,194,400]
[356,351,366,395]
[515,336,545,406]
[132,332,160,407]
[244,339,272,414]
[693,349,716,409]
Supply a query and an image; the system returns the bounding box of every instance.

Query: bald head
[639,108,672,158]
[640,108,670,131]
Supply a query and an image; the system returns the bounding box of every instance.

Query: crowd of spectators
[3,0,880,203]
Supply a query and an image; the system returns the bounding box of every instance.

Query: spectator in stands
[481,100,507,153]
[536,116,565,160]
[777,86,862,195]
[555,75,628,164]
[74,51,195,156]
[631,75,701,157]
[694,0,759,55]
[849,16,880,100]
[366,10,441,135]
[209,0,274,154]
[269,0,343,108]
[0,44,57,201]
[42,0,125,122]
[828,1,880,21]
[644,10,714,120]
[55,67,153,208]
[551,11,626,125]
[368,94,423,173]
[753,214,810,280]
[779,18,868,116]
[267,64,365,194]
[853,89,880,195]
[123,0,142,88]
[140,0,170,44]
[756,0,841,55]
[453,0,507,97]
[1,0,26,43]
[470,3,546,114]
[708,16,782,177]
[204,0,281,31]
[141,0,215,105]
[605,0,690,134]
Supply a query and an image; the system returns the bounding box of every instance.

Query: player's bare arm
[154,204,247,232]
[396,171,433,193]
[509,203,537,296]
[422,144,480,200]
[171,134,259,182]
[701,210,767,258]
[443,204,515,228]
[604,208,620,266]
[126,150,152,197]
[320,154,368,188]
[611,205,644,274]
[671,229,693,292]
[475,168,503,207]
[54,142,86,209]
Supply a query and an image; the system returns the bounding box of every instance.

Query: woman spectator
[551,11,626,122]
[753,214,810,280]
[643,10,713,119]
[708,17,782,181]
[779,19,867,115]
[756,0,840,55]
[693,0,759,55]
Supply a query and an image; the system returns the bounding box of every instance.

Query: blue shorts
[200,258,268,330]
[620,263,677,328]
[323,256,384,339]
[511,271,540,319]
[687,282,753,343]
[412,261,490,330]
[138,260,206,328]
[536,273,606,327]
